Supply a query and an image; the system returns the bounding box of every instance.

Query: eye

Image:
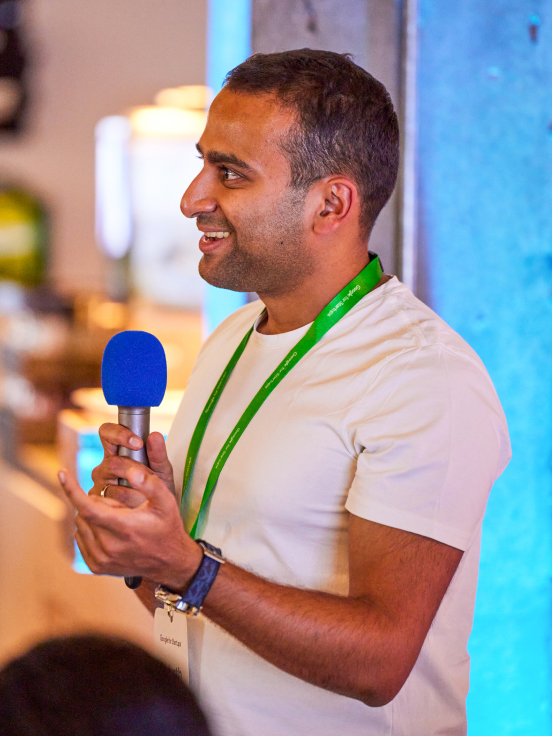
[221,167,241,182]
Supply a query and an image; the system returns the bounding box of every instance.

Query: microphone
[101,330,167,589]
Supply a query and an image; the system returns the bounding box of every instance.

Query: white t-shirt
[167,277,511,736]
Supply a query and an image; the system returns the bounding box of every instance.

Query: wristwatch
[154,540,225,616]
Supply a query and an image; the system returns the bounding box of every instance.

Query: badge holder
[154,604,190,684]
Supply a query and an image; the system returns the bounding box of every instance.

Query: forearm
[201,562,412,706]
[60,460,458,707]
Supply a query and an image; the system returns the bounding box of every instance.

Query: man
[59,50,511,735]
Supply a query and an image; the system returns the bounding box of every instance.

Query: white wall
[0,0,206,295]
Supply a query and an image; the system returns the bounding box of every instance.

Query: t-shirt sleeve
[345,344,510,551]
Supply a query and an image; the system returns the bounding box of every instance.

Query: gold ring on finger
[101,484,110,498]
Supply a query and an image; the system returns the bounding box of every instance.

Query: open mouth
[202,231,231,243]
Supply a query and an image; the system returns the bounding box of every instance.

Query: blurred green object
[0,186,47,286]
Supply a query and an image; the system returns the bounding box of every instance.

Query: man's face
[180,89,314,295]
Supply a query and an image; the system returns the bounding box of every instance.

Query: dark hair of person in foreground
[0,635,211,736]
[225,48,400,239]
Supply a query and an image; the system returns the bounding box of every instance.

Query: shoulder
[349,277,492,377]
[347,278,510,451]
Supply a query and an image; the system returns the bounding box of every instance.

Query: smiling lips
[202,231,231,243]
[199,230,232,254]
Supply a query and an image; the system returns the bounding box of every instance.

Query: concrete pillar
[251,0,401,274]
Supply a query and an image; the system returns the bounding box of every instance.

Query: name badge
[154,605,189,684]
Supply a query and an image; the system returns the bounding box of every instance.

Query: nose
[180,170,217,219]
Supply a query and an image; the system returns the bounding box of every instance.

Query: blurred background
[0,1,549,733]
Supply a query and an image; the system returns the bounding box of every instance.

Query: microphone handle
[118,406,151,590]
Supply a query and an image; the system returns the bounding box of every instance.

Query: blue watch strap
[176,540,223,612]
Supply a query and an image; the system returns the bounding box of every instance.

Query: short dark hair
[225,49,399,239]
[0,635,211,736]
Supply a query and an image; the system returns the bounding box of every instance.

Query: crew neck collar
[249,276,399,349]
[251,313,312,348]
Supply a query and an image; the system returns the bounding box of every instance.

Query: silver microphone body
[117,406,150,486]
[117,406,150,588]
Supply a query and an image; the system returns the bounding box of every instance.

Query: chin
[198,259,251,293]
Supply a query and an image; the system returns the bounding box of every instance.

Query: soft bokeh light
[128,106,207,138]
[154,84,212,110]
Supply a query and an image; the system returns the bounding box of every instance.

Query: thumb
[127,465,177,514]
[146,432,176,495]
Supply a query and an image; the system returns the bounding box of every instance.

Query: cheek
[238,210,280,241]
[230,199,276,238]
[224,184,306,240]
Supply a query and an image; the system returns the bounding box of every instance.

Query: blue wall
[417,2,552,732]
[203,0,252,334]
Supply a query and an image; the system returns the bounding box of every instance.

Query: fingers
[94,423,145,503]
[146,432,176,495]
[59,469,131,532]
[96,484,148,509]
[75,513,104,563]
[59,468,94,512]
[124,464,178,514]
[99,422,143,458]
[63,471,140,576]
[70,479,125,575]
[75,530,100,573]
[90,454,150,496]
[89,448,177,513]
[60,466,188,582]
[91,433,175,501]
[75,521,128,577]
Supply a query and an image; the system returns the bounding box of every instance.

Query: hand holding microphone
[58,329,200,598]
[100,330,168,589]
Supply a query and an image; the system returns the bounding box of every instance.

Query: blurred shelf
[19,442,61,492]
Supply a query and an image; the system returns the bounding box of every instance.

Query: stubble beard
[198,188,315,297]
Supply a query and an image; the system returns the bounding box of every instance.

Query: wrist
[155,540,225,616]
[162,541,203,592]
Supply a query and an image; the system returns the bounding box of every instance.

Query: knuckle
[106,454,123,472]
[98,424,112,447]
[94,545,111,566]
[87,558,101,575]
[111,454,133,473]
[99,423,126,455]
[101,539,116,558]
[103,456,119,476]
[79,507,96,523]
[99,422,117,436]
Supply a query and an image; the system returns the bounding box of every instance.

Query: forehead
[199,89,295,169]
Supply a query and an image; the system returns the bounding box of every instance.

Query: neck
[256,250,385,336]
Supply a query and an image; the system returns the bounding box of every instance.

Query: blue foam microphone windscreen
[102,330,167,407]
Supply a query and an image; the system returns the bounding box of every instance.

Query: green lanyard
[181,256,383,538]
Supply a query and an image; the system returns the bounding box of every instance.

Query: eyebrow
[195,143,253,172]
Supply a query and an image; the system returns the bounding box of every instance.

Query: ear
[311,177,357,235]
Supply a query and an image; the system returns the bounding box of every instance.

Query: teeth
[204,231,230,240]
